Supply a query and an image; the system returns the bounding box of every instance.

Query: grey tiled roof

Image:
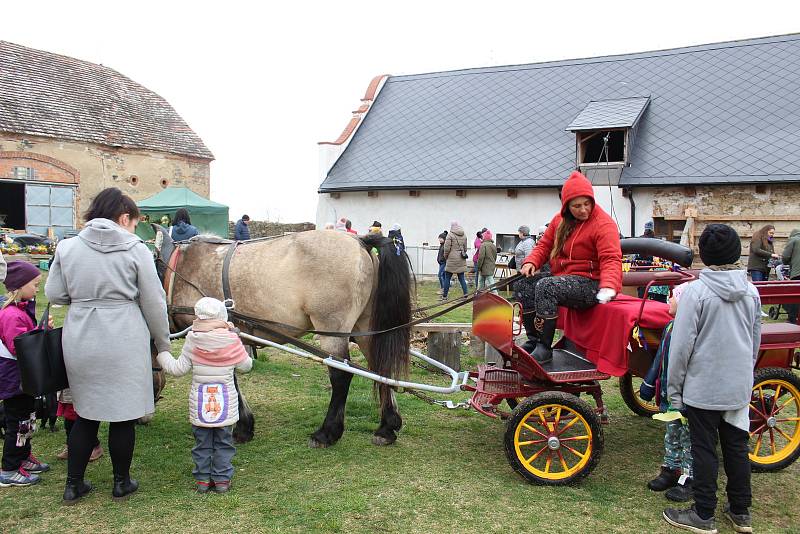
[321,34,800,191]
[0,41,213,160]
[566,97,650,131]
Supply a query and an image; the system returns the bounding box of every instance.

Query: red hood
[560,171,595,215]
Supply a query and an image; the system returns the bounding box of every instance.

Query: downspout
[624,187,635,238]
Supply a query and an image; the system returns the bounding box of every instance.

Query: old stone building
[317,34,800,267]
[0,41,213,237]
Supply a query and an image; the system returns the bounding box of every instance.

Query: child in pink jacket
[0,261,50,487]
[157,297,252,494]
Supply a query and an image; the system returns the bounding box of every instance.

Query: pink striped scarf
[184,323,248,367]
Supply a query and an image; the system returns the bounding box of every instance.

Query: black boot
[531,316,557,364]
[63,476,93,505]
[520,313,539,354]
[112,474,139,502]
[647,466,680,491]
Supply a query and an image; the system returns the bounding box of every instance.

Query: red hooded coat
[522,171,622,292]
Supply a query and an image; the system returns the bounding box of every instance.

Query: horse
[153,227,412,447]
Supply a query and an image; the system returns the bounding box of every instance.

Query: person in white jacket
[157,297,253,494]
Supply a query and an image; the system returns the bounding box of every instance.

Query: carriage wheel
[768,306,781,320]
[619,372,660,417]
[749,368,800,472]
[504,391,603,485]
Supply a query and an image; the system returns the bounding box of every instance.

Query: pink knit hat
[482,230,493,241]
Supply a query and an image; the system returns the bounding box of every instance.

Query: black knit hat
[699,223,742,266]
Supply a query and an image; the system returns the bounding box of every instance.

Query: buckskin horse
[153,227,412,447]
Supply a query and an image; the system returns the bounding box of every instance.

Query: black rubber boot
[519,313,539,354]
[531,316,557,364]
[63,476,93,506]
[112,474,139,502]
[648,466,680,491]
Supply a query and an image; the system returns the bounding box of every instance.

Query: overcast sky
[3,1,798,222]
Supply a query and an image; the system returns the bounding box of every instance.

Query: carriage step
[476,365,523,394]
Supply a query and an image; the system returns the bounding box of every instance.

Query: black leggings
[67,417,136,480]
[514,271,599,317]
[64,418,100,448]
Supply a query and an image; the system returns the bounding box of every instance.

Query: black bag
[459,241,469,260]
[14,304,69,396]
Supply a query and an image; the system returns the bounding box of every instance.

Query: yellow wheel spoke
[773,385,782,407]
[557,451,568,471]
[774,426,794,442]
[777,417,800,422]
[775,395,799,415]
[769,429,777,455]
[524,446,547,466]
[558,417,580,434]
[563,444,588,460]
[753,434,763,456]
[544,454,552,474]
[554,406,562,427]
[522,422,548,439]
[560,435,590,442]
[517,439,546,447]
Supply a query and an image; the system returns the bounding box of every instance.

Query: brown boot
[89,445,104,462]
[57,445,69,461]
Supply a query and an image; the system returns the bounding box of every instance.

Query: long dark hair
[753,224,775,247]
[84,187,140,222]
[173,208,191,225]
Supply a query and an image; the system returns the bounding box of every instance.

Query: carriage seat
[760,322,800,345]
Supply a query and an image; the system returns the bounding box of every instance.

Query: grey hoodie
[46,218,171,421]
[667,269,761,412]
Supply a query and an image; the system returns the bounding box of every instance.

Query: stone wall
[0,132,211,217]
[227,220,316,239]
[650,184,800,259]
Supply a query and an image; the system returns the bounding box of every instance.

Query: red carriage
[466,243,800,485]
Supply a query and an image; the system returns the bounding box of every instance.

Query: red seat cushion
[760,322,800,345]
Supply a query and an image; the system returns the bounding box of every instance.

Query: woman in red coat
[516,171,623,363]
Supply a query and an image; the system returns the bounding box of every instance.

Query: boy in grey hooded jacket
[663,224,760,534]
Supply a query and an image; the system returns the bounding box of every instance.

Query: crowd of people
[0,169,793,532]
[0,188,253,503]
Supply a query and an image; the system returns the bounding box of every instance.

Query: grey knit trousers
[513,271,599,317]
[192,425,236,482]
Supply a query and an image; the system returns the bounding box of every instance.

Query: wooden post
[470,334,485,358]
[484,344,503,366]
[427,332,461,372]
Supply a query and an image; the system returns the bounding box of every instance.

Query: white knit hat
[194,297,229,321]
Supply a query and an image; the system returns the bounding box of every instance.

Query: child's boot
[112,474,139,501]
[57,445,69,460]
[0,468,40,487]
[665,477,693,502]
[21,453,50,473]
[63,476,93,505]
[647,466,680,491]
[195,480,212,494]
[89,444,104,462]
[212,480,231,493]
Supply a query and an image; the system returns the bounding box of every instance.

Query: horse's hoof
[308,437,330,449]
[371,435,396,446]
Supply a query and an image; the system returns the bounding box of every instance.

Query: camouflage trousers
[663,419,693,476]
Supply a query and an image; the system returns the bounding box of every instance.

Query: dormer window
[567,96,650,167]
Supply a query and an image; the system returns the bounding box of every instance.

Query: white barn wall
[316,187,658,273]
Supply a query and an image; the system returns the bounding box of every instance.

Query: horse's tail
[233,373,255,443]
[359,233,412,387]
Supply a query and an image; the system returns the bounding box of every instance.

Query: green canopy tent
[135,187,229,241]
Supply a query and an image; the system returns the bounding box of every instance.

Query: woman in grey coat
[46,188,171,505]
[442,221,469,299]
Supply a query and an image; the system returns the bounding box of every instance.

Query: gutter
[624,187,635,238]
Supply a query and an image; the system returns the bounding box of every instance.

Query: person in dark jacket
[170,208,199,241]
[436,231,448,295]
[234,215,251,241]
[747,224,779,281]
[782,228,800,323]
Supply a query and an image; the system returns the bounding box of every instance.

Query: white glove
[156,351,174,365]
[596,288,617,304]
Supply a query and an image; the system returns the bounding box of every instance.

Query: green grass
[0,277,797,533]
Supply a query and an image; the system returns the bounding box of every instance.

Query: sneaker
[21,454,50,474]
[0,468,41,487]
[57,445,69,460]
[663,506,718,534]
[212,480,230,493]
[195,480,212,494]
[89,445,104,462]
[665,478,694,502]
[648,466,680,491]
[723,504,752,533]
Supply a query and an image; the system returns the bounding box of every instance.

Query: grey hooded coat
[45,219,171,422]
